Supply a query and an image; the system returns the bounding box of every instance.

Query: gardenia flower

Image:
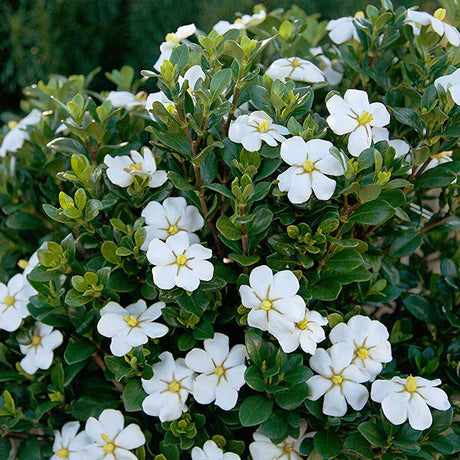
[272,309,328,354]
[147,231,213,291]
[19,322,63,374]
[213,20,245,35]
[229,111,289,152]
[97,300,168,357]
[307,343,369,417]
[249,421,309,460]
[51,421,91,460]
[329,315,392,381]
[84,409,145,459]
[146,91,175,120]
[239,265,305,334]
[372,127,410,158]
[185,333,247,410]
[239,9,267,28]
[140,196,204,251]
[104,148,167,188]
[192,440,240,460]
[19,241,49,276]
[277,137,345,204]
[371,376,451,431]
[310,47,343,86]
[105,91,146,110]
[405,8,460,46]
[424,151,453,172]
[326,13,363,45]
[434,68,460,105]
[0,109,42,157]
[0,273,35,332]
[142,351,194,422]
[326,89,391,157]
[265,57,325,83]
[179,65,206,95]
[154,24,196,71]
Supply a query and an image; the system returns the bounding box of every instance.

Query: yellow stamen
[405,376,418,393]
[215,366,225,376]
[129,162,143,171]
[101,434,111,443]
[290,57,301,68]
[261,299,272,311]
[103,442,115,454]
[358,111,373,125]
[18,259,29,269]
[332,374,343,385]
[56,448,69,458]
[296,318,309,330]
[3,295,15,307]
[354,11,365,19]
[31,335,41,346]
[165,32,176,42]
[168,224,179,235]
[302,160,314,173]
[176,254,187,266]
[166,104,175,115]
[135,91,147,102]
[257,119,270,133]
[283,444,294,452]
[123,314,138,328]
[356,347,369,360]
[434,8,446,21]
[169,380,180,393]
[432,151,452,160]
[7,121,18,130]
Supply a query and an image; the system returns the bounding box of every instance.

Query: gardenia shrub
[0,1,459,459]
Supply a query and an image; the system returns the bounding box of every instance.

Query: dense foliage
[0,1,459,459]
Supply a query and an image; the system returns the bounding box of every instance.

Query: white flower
[329,315,392,381]
[84,409,145,459]
[277,137,345,204]
[307,344,369,417]
[213,20,245,35]
[140,197,204,251]
[19,322,63,374]
[239,10,267,28]
[249,421,309,460]
[192,440,240,460]
[239,265,305,334]
[326,89,391,157]
[179,65,206,94]
[372,127,410,158]
[405,9,460,46]
[371,376,451,431]
[326,14,362,45]
[147,232,213,292]
[424,151,453,172]
[146,91,175,120]
[20,241,49,276]
[229,111,289,152]
[185,333,247,410]
[105,91,146,110]
[142,351,194,422]
[310,47,343,86]
[265,57,325,83]
[97,300,168,357]
[104,148,167,188]
[154,24,196,71]
[0,109,42,157]
[0,273,35,332]
[272,309,328,354]
[435,68,460,105]
[51,421,91,460]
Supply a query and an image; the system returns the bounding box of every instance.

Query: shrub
[0,1,459,459]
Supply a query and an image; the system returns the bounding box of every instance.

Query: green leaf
[64,341,96,365]
[246,208,273,235]
[391,107,423,133]
[244,366,265,391]
[349,199,395,225]
[274,383,310,410]
[123,379,147,412]
[403,295,443,324]
[210,68,232,101]
[358,421,386,447]
[389,230,423,257]
[313,430,342,458]
[0,438,11,460]
[343,432,373,458]
[101,241,121,264]
[47,137,87,155]
[325,248,363,272]
[168,171,195,191]
[415,163,457,189]
[5,212,43,230]
[309,279,342,301]
[259,412,289,440]
[239,395,273,427]
[229,253,260,266]
[216,216,241,240]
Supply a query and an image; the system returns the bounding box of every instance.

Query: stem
[222,86,241,138]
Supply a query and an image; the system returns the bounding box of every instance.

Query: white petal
[114,424,145,450]
[311,171,336,200]
[329,323,353,344]
[167,232,190,256]
[249,265,273,299]
[371,379,402,403]
[348,125,372,157]
[242,133,262,152]
[215,381,239,410]
[192,374,218,404]
[344,89,370,114]
[417,387,450,411]
[152,265,177,290]
[323,385,347,416]
[381,390,410,425]
[175,268,200,291]
[408,394,432,431]
[99,409,125,439]
[280,136,308,165]
[239,285,260,309]
[342,381,369,410]
[185,349,214,373]
[147,239,175,265]
[309,348,332,377]
[368,103,390,127]
[329,343,354,372]
[307,375,332,400]
[204,333,229,365]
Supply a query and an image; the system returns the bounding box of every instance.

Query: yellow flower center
[405,376,418,393]
[165,32,176,42]
[169,380,181,393]
[356,347,369,360]
[432,151,452,160]
[434,8,446,21]
[215,366,225,376]
[129,162,143,171]
[332,374,343,385]
[176,254,187,266]
[302,160,314,173]
[166,104,176,115]
[354,11,365,19]
[3,295,15,307]
[261,299,273,311]
[8,121,19,130]
[168,224,179,235]
[18,259,29,269]
[257,119,270,133]
[290,57,301,68]
[358,111,373,125]
[31,335,42,346]
[103,442,115,454]
[135,91,147,102]
[56,448,69,458]
[123,314,138,328]
[283,443,295,453]
[296,318,309,330]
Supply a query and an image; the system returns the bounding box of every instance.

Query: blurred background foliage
[0,0,437,112]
